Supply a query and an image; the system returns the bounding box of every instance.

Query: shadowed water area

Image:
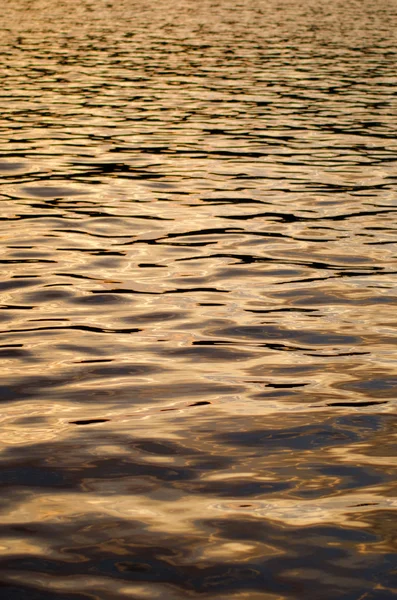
[1,0,397,598]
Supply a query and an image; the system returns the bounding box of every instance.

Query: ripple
[0,0,396,598]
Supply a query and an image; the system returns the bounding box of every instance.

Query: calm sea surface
[0,1,397,598]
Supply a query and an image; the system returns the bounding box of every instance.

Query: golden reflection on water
[0,0,397,598]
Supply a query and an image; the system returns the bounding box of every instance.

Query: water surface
[0,0,397,598]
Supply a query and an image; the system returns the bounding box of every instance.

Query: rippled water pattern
[1,0,397,598]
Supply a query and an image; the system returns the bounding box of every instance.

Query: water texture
[0,0,397,598]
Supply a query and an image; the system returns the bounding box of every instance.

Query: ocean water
[0,0,396,598]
